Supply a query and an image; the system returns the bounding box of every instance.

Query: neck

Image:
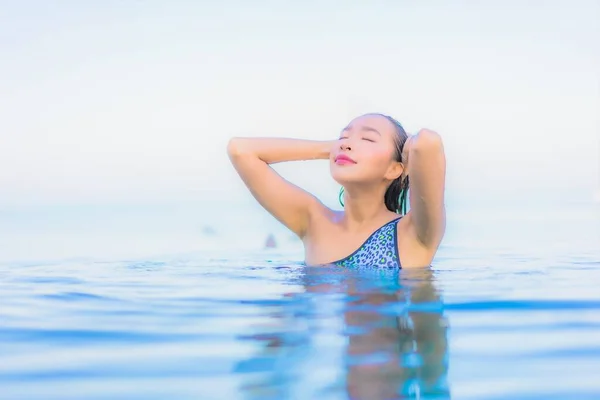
[342,184,394,229]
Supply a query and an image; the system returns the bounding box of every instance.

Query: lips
[335,154,357,165]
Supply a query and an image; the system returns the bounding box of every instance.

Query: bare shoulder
[396,212,441,268]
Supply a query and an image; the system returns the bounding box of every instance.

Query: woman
[227,113,446,268]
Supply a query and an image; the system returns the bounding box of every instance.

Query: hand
[321,139,339,160]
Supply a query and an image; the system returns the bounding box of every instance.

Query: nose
[340,141,351,151]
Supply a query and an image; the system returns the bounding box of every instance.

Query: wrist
[317,140,335,160]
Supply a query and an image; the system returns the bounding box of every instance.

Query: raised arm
[403,129,446,248]
[227,137,334,238]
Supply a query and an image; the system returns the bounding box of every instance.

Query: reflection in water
[343,268,449,399]
[236,266,450,399]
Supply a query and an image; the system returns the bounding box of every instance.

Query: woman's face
[330,114,403,187]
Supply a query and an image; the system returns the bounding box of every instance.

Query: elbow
[227,137,248,158]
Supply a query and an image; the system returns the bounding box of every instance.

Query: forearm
[227,137,333,164]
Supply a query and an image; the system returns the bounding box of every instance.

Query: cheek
[363,148,394,175]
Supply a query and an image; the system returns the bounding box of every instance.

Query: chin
[330,164,364,186]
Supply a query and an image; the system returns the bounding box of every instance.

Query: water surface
[1,201,599,399]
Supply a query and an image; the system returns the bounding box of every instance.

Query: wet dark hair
[338,113,410,215]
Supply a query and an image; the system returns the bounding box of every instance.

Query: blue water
[1,200,599,399]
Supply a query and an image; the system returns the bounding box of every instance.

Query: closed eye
[362,137,375,142]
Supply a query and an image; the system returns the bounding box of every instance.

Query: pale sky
[1,0,599,206]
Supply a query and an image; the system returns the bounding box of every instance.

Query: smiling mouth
[335,156,356,165]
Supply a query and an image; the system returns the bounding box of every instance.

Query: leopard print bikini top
[332,217,402,269]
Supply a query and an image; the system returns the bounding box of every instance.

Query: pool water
[1,202,599,399]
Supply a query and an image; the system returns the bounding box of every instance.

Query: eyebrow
[341,126,381,135]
